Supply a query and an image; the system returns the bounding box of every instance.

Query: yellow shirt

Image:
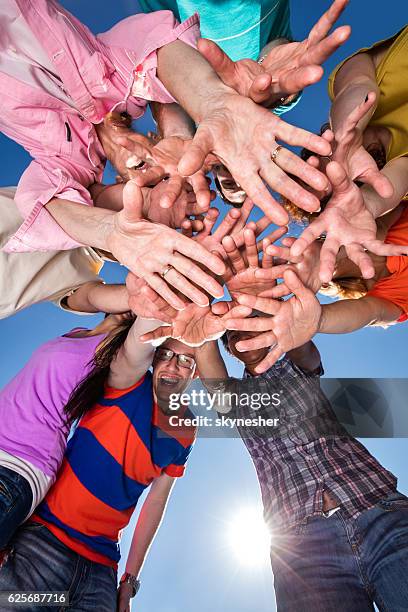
[328,26,408,164]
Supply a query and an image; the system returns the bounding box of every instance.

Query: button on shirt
[222,357,397,531]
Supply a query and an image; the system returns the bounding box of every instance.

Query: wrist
[120,573,141,598]
[317,303,325,333]
[192,86,240,125]
[99,210,117,252]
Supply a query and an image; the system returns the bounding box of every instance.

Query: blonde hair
[319,278,368,300]
[282,197,319,225]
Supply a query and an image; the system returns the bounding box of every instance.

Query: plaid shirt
[225,357,397,532]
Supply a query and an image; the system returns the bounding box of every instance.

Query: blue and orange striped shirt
[34,371,195,567]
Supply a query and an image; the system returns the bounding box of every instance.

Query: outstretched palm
[291,161,380,282]
[222,226,287,299]
[224,271,322,373]
[198,0,350,106]
[126,136,212,210]
[140,303,250,347]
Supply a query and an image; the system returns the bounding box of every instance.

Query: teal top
[139,0,291,60]
[138,0,300,115]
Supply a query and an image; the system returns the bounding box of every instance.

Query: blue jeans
[0,523,117,611]
[271,492,408,611]
[0,466,33,549]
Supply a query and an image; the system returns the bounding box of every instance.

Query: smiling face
[152,339,197,412]
[213,164,247,206]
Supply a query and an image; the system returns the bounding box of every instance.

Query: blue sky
[0,1,407,610]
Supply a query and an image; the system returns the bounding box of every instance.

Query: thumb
[222,304,253,320]
[178,128,213,177]
[197,38,237,88]
[211,301,230,316]
[140,325,172,344]
[111,133,152,161]
[361,169,394,199]
[283,269,311,303]
[122,180,144,222]
[326,160,351,194]
[248,73,273,104]
[126,271,144,293]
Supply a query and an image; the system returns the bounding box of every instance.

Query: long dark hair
[64,315,135,424]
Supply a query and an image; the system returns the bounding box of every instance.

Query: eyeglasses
[155,348,196,370]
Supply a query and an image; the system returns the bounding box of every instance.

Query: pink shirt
[1,0,200,253]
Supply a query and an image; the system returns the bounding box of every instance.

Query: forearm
[330,79,379,135]
[318,297,401,334]
[125,476,175,577]
[157,40,235,123]
[125,498,168,577]
[89,183,124,212]
[362,157,408,218]
[109,317,164,388]
[286,340,321,372]
[195,340,228,379]
[45,198,115,251]
[67,282,129,314]
[151,102,195,139]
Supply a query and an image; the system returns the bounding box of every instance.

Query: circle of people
[0,0,407,611]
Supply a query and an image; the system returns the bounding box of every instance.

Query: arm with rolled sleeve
[3,161,97,253]
[2,5,201,254]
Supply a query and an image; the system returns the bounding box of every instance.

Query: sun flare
[227,507,271,567]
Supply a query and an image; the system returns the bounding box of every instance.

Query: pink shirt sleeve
[3,161,92,253]
[98,11,201,105]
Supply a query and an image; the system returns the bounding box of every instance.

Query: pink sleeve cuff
[3,163,93,253]
[99,11,201,105]
[137,13,201,104]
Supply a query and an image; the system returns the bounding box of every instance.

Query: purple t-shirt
[0,329,105,478]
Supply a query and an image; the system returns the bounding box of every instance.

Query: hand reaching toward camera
[178,94,332,225]
[139,302,252,347]
[106,181,225,308]
[290,161,408,283]
[332,93,393,197]
[223,270,322,373]
[142,180,213,229]
[222,227,288,299]
[117,134,213,211]
[257,235,323,297]
[198,0,350,107]
[126,273,179,323]
[182,198,273,252]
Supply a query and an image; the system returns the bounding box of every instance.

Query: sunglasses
[155,348,196,370]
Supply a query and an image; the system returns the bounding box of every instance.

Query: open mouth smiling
[159,374,182,388]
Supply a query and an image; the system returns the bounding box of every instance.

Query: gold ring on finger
[161,265,173,279]
[271,145,283,164]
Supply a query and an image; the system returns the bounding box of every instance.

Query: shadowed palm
[127,136,212,210]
